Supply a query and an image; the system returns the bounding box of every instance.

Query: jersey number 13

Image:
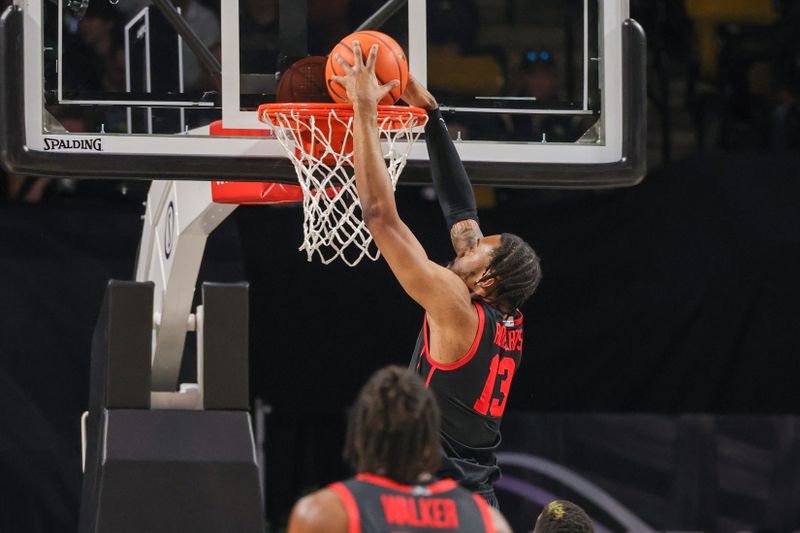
[473,354,517,417]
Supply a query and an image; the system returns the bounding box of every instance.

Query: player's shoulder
[489,506,513,533]
[287,487,348,533]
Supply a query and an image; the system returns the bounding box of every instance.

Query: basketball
[325,30,408,105]
[276,56,331,103]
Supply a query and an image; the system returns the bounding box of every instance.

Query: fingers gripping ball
[326,31,408,105]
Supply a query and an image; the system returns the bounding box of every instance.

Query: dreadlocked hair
[343,366,441,485]
[478,233,542,314]
[533,500,595,533]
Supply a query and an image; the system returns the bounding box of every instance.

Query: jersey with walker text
[328,473,495,532]
[409,300,523,497]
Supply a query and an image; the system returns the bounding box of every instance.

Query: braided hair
[479,233,542,314]
[343,366,441,485]
[533,500,595,533]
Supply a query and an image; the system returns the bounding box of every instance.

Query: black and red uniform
[328,473,496,533]
[409,301,523,502]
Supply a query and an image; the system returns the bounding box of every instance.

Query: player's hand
[401,75,438,111]
[331,41,400,109]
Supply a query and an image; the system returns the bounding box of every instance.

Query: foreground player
[332,43,541,508]
[287,366,511,533]
[533,500,595,533]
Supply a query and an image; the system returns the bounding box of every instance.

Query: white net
[260,105,427,266]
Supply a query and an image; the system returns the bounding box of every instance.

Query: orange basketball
[326,30,408,105]
[276,56,331,103]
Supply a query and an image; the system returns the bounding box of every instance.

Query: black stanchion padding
[81,281,154,533]
[202,282,250,411]
[92,410,264,533]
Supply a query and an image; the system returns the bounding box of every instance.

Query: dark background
[3,1,800,532]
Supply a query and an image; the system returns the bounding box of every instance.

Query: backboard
[0,0,645,187]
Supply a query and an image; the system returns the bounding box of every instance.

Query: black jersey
[409,301,523,496]
[328,473,495,533]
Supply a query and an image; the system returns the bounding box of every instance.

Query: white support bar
[80,410,88,472]
[408,0,427,86]
[58,99,214,107]
[145,8,153,134]
[196,304,204,404]
[135,181,236,391]
[150,385,202,410]
[57,0,62,102]
[583,0,590,111]
[440,106,594,116]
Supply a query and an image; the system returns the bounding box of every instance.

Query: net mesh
[260,104,427,266]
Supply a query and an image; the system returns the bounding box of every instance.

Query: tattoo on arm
[450,220,483,255]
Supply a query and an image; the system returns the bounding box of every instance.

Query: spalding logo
[43,137,103,151]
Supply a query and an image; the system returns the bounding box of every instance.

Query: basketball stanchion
[258,102,428,266]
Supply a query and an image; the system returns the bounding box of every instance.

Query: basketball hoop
[258,103,428,266]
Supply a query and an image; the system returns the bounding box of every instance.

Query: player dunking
[332,43,542,508]
[287,366,511,533]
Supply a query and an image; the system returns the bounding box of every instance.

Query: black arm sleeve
[424,108,479,229]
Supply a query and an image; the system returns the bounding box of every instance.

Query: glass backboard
[0,0,645,187]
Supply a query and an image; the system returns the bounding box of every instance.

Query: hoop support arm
[135,180,236,391]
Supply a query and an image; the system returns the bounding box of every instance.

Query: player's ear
[474,273,496,294]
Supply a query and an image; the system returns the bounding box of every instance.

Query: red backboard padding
[209,121,302,205]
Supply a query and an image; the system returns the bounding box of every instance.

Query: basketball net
[259,103,428,266]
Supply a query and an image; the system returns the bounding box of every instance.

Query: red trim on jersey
[423,302,486,371]
[329,482,361,533]
[473,494,497,533]
[425,478,460,494]
[425,367,436,387]
[355,473,458,495]
[356,473,413,493]
[481,299,523,327]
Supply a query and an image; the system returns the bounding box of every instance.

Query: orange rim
[258,103,427,131]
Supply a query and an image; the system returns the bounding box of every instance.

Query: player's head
[533,500,595,533]
[449,233,542,314]
[343,366,441,485]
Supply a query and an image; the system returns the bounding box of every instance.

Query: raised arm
[331,43,474,324]
[401,77,484,256]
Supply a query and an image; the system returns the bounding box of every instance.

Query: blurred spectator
[171,0,220,90]
[308,0,349,56]
[769,88,800,153]
[98,30,127,93]
[424,0,500,99]
[427,0,480,55]
[1,168,52,204]
[58,2,121,93]
[117,0,221,90]
[767,2,800,152]
[518,51,560,101]
[78,2,118,60]
[240,0,279,74]
[511,52,587,142]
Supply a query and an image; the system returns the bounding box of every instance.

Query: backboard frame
[0,1,645,188]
